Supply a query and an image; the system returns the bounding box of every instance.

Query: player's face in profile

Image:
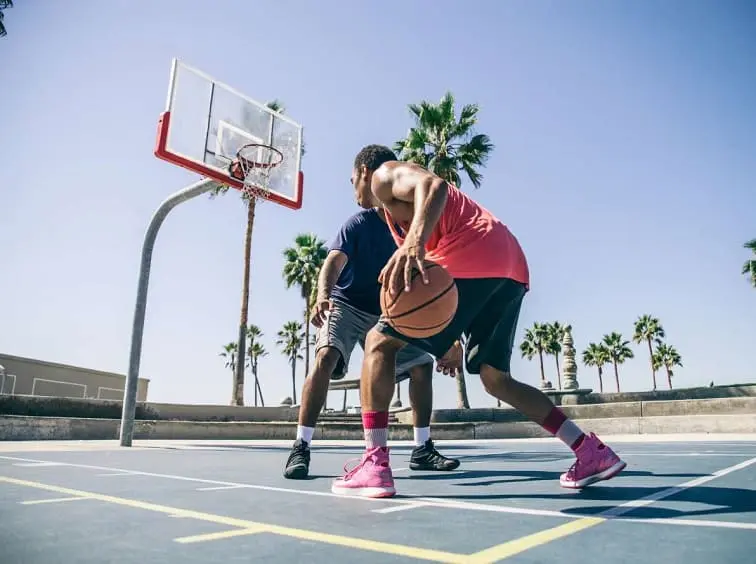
[351,166,372,209]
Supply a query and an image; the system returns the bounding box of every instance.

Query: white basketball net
[235,144,283,203]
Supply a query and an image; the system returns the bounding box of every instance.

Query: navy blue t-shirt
[328,208,397,315]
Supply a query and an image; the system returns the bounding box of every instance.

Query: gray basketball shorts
[315,299,434,382]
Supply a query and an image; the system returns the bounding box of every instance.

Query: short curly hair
[353,144,397,171]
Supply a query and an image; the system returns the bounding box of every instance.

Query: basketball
[380,261,458,339]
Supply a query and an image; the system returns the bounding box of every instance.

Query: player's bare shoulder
[371,161,431,203]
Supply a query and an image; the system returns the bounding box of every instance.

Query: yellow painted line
[175,526,266,544]
[467,517,605,562]
[21,496,88,505]
[0,476,468,563]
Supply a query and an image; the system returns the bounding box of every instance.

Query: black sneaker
[284,439,311,479]
[409,439,460,471]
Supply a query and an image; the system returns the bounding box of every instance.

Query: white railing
[96,386,124,400]
[0,372,16,395]
[31,378,87,399]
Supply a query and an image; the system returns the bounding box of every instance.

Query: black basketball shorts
[375,278,528,375]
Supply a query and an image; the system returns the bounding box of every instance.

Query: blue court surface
[0,435,754,563]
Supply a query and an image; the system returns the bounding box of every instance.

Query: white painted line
[416,497,571,518]
[196,485,246,492]
[620,517,756,531]
[13,462,65,467]
[20,496,87,505]
[600,456,756,520]
[1,453,754,529]
[96,472,135,477]
[0,454,570,518]
[619,452,756,457]
[372,502,430,514]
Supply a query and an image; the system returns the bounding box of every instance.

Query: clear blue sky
[1,1,754,409]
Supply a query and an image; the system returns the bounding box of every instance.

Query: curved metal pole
[119,178,220,446]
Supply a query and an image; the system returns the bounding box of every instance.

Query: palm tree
[653,343,683,390]
[602,332,635,393]
[742,238,756,288]
[0,1,13,38]
[282,233,328,378]
[632,315,666,391]
[519,322,552,386]
[246,324,266,406]
[218,342,238,404]
[545,322,567,390]
[277,321,304,404]
[394,92,494,189]
[394,91,494,408]
[246,342,268,407]
[582,342,611,393]
[209,100,290,407]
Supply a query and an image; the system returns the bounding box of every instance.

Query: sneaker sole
[560,460,627,489]
[409,461,460,471]
[330,484,396,498]
[284,464,309,480]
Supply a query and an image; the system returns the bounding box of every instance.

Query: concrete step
[2,413,755,442]
[421,396,756,425]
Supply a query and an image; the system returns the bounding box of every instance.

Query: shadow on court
[425,483,756,520]
[398,467,705,485]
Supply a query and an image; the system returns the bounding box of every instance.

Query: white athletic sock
[414,426,430,446]
[555,420,584,450]
[296,425,314,444]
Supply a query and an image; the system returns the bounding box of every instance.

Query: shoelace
[288,443,308,464]
[341,456,367,479]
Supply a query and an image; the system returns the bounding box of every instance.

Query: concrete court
[0,435,754,563]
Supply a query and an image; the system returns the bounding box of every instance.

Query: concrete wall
[0,353,149,402]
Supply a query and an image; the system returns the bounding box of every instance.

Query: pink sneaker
[331,447,396,498]
[560,433,626,489]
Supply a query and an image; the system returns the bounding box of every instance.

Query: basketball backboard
[154,58,304,209]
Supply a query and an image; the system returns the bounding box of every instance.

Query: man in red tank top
[332,145,626,499]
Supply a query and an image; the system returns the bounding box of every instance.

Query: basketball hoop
[229,143,284,203]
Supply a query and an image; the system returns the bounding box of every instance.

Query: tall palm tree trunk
[646,337,657,390]
[456,372,470,409]
[613,361,620,393]
[303,299,311,378]
[597,366,604,393]
[291,358,297,405]
[234,199,257,406]
[254,362,265,406]
[666,367,673,390]
[537,350,546,383]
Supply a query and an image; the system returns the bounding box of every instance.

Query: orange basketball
[380,261,458,339]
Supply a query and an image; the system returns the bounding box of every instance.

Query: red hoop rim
[236,143,284,170]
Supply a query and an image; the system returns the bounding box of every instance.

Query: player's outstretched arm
[374,162,448,294]
[311,250,348,327]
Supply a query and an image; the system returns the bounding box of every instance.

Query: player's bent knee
[364,327,405,358]
[409,362,433,383]
[313,347,341,376]
[479,364,513,395]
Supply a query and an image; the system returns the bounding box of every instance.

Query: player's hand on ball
[311,297,332,328]
[436,341,463,377]
[379,240,427,295]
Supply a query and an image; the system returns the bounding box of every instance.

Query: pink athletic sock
[362,410,389,449]
[542,407,585,451]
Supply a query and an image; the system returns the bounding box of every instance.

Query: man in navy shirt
[284,207,459,479]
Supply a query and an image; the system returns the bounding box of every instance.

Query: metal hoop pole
[119,178,220,446]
